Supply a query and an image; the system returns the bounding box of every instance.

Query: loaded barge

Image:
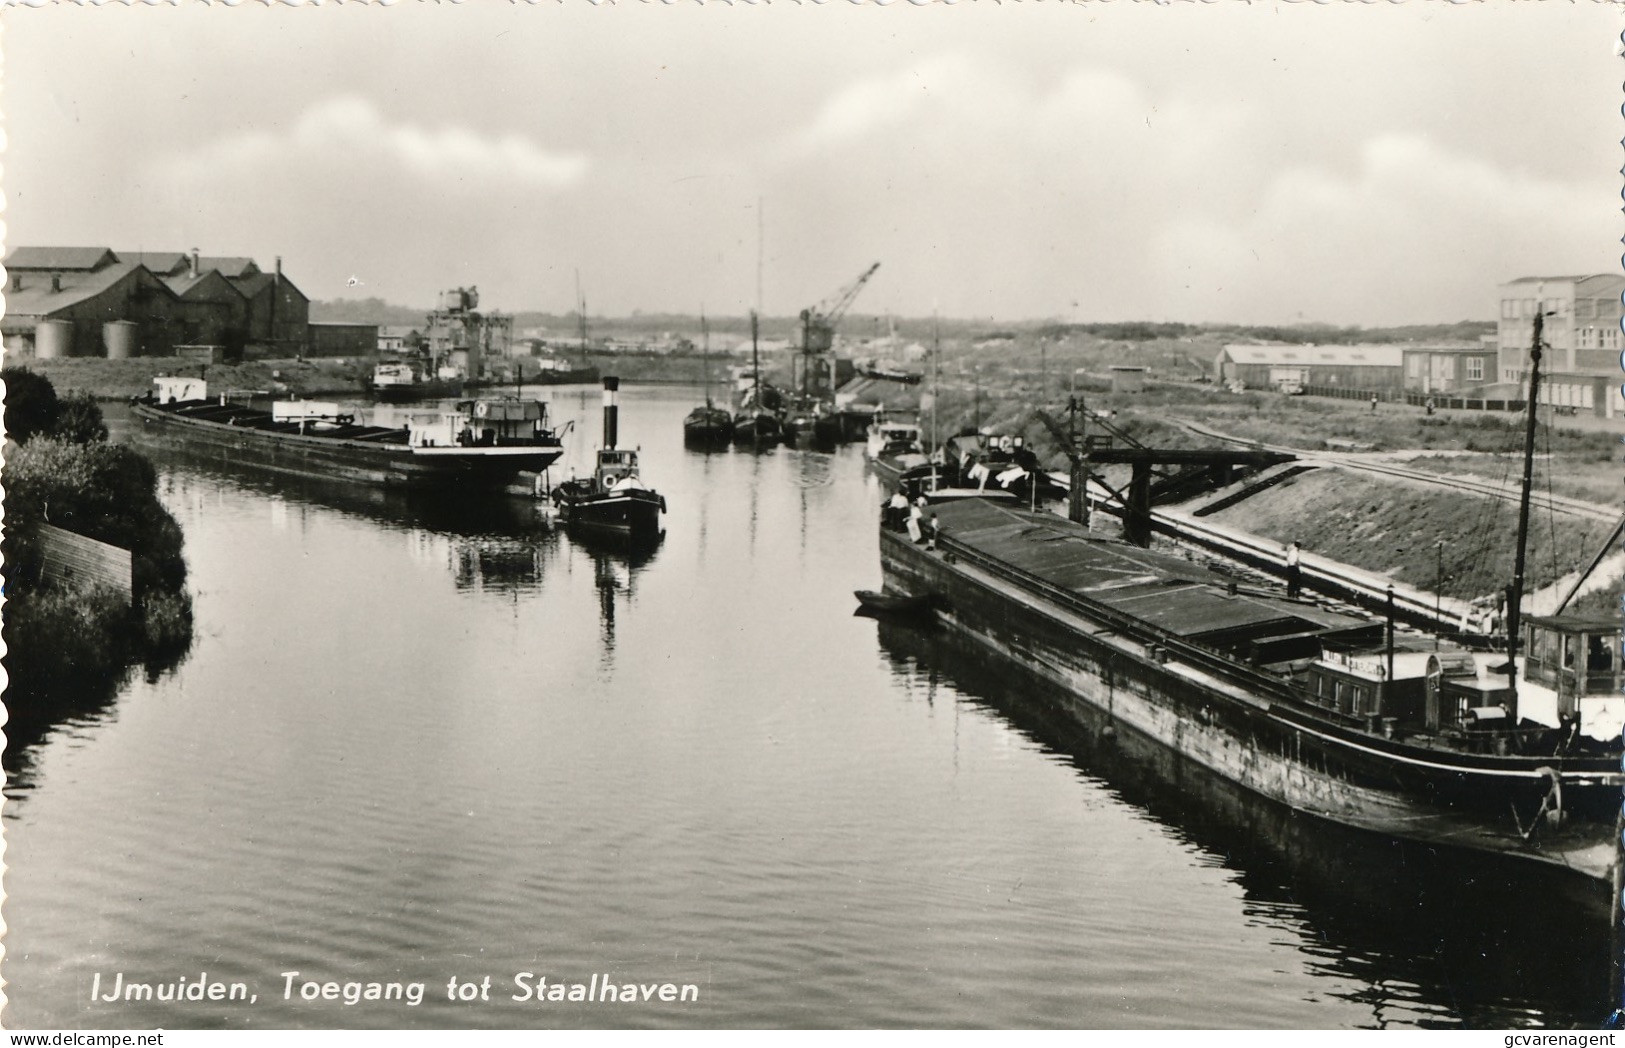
[879,498,1623,894]
[132,376,565,496]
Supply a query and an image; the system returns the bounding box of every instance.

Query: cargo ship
[876,312,1624,898]
[132,375,564,495]
[371,357,463,403]
[878,498,1621,893]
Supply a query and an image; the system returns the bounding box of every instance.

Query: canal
[2,385,1608,1029]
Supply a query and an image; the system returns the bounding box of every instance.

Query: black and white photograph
[2,1,1623,1031]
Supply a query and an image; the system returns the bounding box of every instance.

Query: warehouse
[1213,343,1404,393]
[308,322,379,358]
[235,259,310,351]
[164,268,250,354]
[2,249,186,358]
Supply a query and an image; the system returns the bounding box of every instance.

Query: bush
[4,437,187,596]
[51,391,109,443]
[3,367,61,443]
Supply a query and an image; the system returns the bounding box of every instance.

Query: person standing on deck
[1286,541,1303,599]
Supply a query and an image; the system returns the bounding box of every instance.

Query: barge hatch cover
[930,499,1373,652]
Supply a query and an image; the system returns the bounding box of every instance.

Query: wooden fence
[38,523,133,604]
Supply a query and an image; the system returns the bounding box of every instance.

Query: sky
[3,2,1622,326]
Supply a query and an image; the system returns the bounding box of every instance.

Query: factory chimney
[190,248,200,278]
[51,273,61,293]
[602,376,620,450]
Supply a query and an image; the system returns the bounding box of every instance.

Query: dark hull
[683,409,733,449]
[372,378,464,403]
[879,514,1617,889]
[131,400,561,495]
[526,366,601,387]
[554,489,665,544]
[732,414,782,446]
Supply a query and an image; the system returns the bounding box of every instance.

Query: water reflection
[870,619,1611,1028]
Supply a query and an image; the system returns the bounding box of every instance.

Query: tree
[3,367,61,443]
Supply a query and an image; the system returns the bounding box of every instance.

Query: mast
[751,310,761,413]
[574,269,589,361]
[1505,304,1546,712]
[701,306,712,408]
[929,308,942,461]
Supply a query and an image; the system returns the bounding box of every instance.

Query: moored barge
[133,376,564,495]
[879,498,1623,893]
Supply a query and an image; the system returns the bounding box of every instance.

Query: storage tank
[103,319,138,359]
[35,319,74,359]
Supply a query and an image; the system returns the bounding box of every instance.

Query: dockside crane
[789,262,881,408]
[797,262,881,355]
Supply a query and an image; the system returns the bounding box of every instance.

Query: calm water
[2,385,1610,1029]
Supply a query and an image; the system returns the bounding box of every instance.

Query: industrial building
[1398,343,1495,396]
[2,248,187,358]
[308,322,379,358]
[3,246,310,359]
[1213,343,1404,393]
[1497,274,1624,417]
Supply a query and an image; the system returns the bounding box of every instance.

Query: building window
[1466,357,1483,381]
[1578,327,1599,349]
[1605,327,1622,351]
[1502,299,1517,320]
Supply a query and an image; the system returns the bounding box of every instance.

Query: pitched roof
[4,246,121,272]
[1220,343,1405,368]
[235,270,307,302]
[2,261,174,324]
[204,257,260,279]
[164,269,246,300]
[120,251,191,276]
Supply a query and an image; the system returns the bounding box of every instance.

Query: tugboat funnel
[602,376,620,449]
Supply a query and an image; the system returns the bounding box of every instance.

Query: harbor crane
[796,262,881,355]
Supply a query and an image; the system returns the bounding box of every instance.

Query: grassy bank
[1201,468,1615,611]
[21,356,371,400]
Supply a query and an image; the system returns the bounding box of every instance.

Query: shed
[1109,365,1147,393]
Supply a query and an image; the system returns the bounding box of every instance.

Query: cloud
[1154,134,1612,323]
[149,95,589,191]
[763,56,1614,323]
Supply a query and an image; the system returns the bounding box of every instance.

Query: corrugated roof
[4,246,121,272]
[2,261,173,323]
[933,499,1369,644]
[1220,343,1404,368]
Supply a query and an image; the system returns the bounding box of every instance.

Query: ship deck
[927,498,1377,659]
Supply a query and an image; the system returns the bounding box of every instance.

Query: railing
[1523,657,1624,697]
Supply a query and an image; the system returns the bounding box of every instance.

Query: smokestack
[190,248,199,278]
[602,376,620,449]
[50,273,61,293]
[9,273,20,292]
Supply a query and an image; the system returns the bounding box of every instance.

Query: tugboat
[551,377,666,544]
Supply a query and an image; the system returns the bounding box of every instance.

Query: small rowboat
[853,590,931,617]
